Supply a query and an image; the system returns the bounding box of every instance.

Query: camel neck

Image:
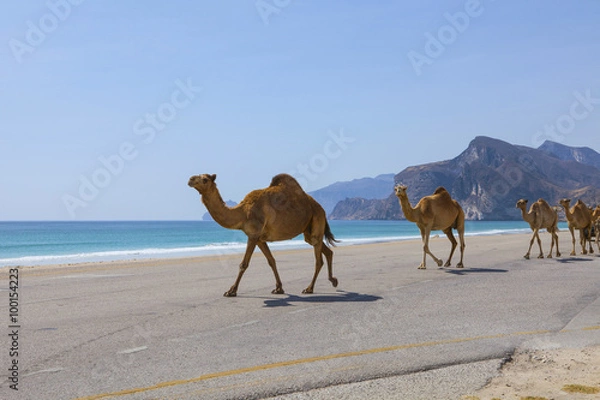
[398,195,418,222]
[518,206,533,223]
[561,204,573,221]
[201,188,244,229]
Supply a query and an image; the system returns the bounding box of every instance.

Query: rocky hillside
[538,140,600,170]
[330,136,600,220]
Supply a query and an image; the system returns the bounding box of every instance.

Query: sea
[0,220,568,268]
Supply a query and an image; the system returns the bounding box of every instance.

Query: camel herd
[517,197,600,259]
[188,173,599,297]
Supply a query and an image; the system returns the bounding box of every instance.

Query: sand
[465,346,600,400]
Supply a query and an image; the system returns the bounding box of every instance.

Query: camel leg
[547,229,556,258]
[579,229,588,255]
[224,238,258,297]
[442,227,457,267]
[524,230,536,259]
[418,228,427,269]
[534,229,544,259]
[257,241,284,295]
[303,240,324,294]
[321,244,338,288]
[456,228,465,268]
[568,226,576,256]
[554,229,561,257]
[422,228,443,268]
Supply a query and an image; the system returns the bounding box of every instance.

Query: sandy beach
[2,230,600,400]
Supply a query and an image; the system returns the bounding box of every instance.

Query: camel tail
[324,221,340,247]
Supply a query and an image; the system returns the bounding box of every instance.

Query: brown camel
[559,198,594,256]
[515,198,560,259]
[188,173,338,297]
[394,185,465,269]
[592,205,600,253]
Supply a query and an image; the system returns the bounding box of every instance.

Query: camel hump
[433,187,452,200]
[270,174,303,190]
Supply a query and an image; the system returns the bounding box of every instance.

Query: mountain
[538,140,600,170]
[330,136,600,220]
[308,174,395,215]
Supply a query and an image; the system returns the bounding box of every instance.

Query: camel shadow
[263,290,382,308]
[555,257,595,263]
[443,268,508,276]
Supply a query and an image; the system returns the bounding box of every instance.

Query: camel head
[188,174,217,194]
[592,205,600,222]
[394,184,408,198]
[515,199,528,210]
[559,198,571,209]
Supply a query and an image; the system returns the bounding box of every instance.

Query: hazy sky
[1,1,599,220]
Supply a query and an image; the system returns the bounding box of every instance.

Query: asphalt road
[1,231,599,400]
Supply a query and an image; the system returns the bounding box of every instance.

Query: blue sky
[1,0,599,220]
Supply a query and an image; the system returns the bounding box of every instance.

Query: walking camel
[188,173,338,297]
[394,185,465,269]
[559,198,594,256]
[592,205,600,253]
[515,198,560,259]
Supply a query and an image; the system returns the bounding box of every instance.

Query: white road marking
[117,346,148,354]
[53,274,134,280]
[24,368,65,377]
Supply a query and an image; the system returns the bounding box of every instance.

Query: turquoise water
[0,220,566,267]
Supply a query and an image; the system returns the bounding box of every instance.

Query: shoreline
[0,220,545,268]
[2,229,586,273]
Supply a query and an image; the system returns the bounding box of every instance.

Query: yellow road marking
[73,325,600,400]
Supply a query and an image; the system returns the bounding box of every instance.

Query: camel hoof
[456,263,464,268]
[537,254,544,259]
[436,259,443,267]
[557,252,561,257]
[223,290,237,297]
[302,287,314,294]
[444,261,451,267]
[417,265,426,269]
[570,251,576,256]
[547,255,552,259]
[330,277,338,288]
[271,288,284,295]
[523,254,530,260]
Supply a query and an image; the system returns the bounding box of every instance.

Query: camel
[515,199,560,259]
[559,198,594,256]
[188,173,338,297]
[592,205,600,253]
[394,185,465,269]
